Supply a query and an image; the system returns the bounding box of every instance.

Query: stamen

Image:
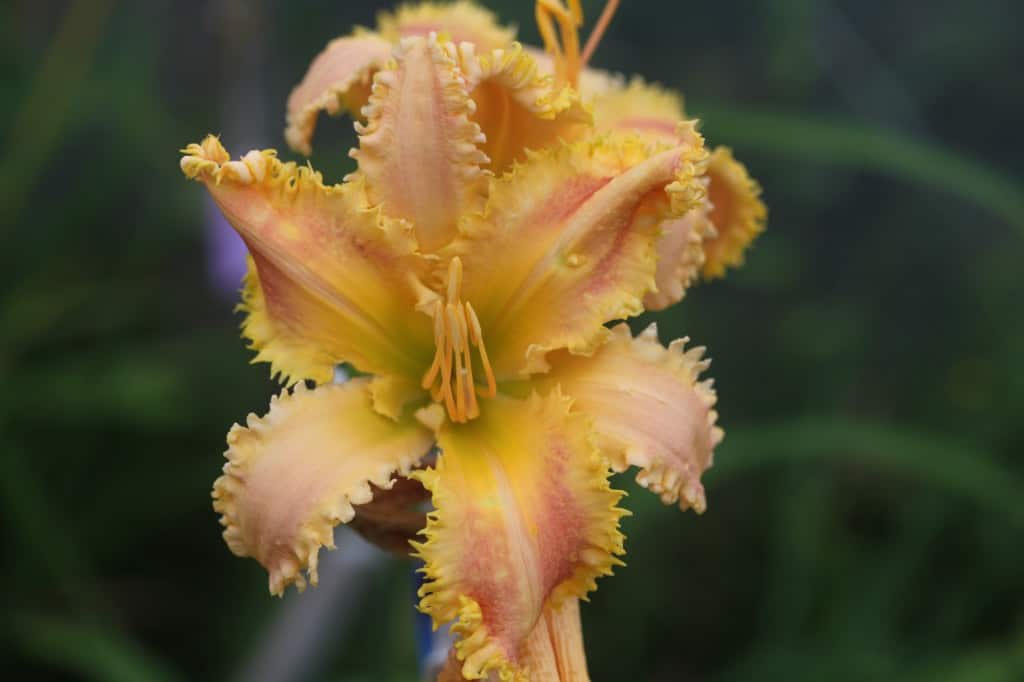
[581,0,621,67]
[466,302,497,398]
[446,303,467,421]
[535,0,622,85]
[536,0,583,86]
[421,258,497,422]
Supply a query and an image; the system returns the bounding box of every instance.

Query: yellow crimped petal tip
[702,146,767,279]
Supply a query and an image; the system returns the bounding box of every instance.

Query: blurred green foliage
[2,0,1022,680]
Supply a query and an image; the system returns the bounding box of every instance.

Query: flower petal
[538,323,722,513]
[181,136,434,383]
[212,379,434,595]
[437,597,590,681]
[446,131,708,379]
[285,32,394,155]
[413,390,625,680]
[351,34,489,253]
[702,146,767,279]
[377,0,515,50]
[455,41,592,172]
[590,76,686,142]
[644,199,713,311]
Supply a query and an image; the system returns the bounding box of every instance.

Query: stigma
[422,258,497,423]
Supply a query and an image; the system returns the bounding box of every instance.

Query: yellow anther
[422,259,498,423]
[447,256,463,303]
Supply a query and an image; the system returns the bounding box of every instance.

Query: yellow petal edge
[702,146,767,279]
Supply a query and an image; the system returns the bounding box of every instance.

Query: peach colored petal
[212,379,433,595]
[443,132,708,380]
[413,390,626,680]
[539,323,723,513]
[351,34,489,253]
[285,32,393,155]
[181,136,434,384]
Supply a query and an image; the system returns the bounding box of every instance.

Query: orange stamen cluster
[422,258,497,423]
[536,0,621,86]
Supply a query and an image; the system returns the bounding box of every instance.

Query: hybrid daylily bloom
[181,1,764,679]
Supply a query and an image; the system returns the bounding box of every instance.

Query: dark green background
[2,1,1022,680]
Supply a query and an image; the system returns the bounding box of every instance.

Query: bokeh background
[3,0,1022,680]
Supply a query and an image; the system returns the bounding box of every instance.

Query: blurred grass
[696,104,1024,234]
[713,416,1024,528]
[12,614,183,682]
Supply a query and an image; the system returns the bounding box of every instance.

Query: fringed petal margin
[701,146,767,279]
[453,41,593,172]
[181,136,434,384]
[212,379,434,595]
[412,390,626,680]
[285,32,394,155]
[351,34,490,253]
[445,131,708,380]
[377,0,516,51]
[539,323,722,513]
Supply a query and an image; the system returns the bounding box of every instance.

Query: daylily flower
[180,1,764,680]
